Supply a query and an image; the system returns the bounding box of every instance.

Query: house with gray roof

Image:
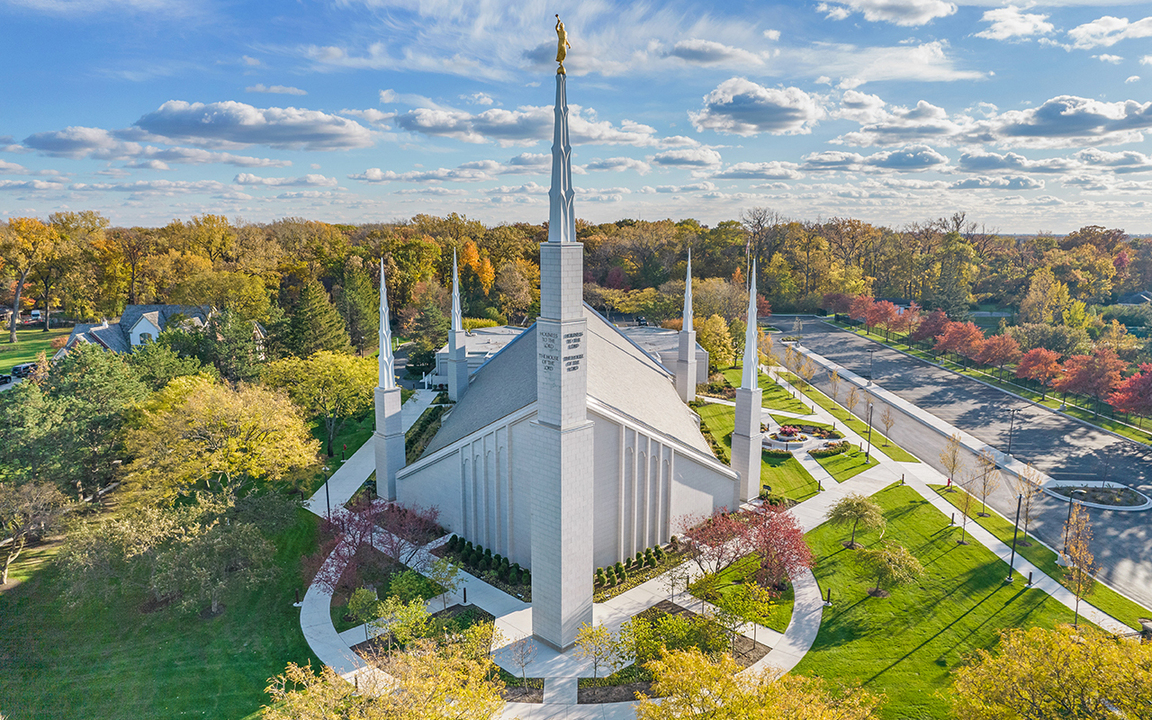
[58,304,214,357]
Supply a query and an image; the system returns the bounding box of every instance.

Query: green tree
[160,310,265,383]
[574,622,622,680]
[153,519,274,615]
[170,269,271,321]
[859,544,923,596]
[337,257,379,356]
[262,351,376,457]
[425,557,463,610]
[931,232,975,318]
[286,280,353,357]
[347,587,383,642]
[129,339,212,390]
[124,377,318,505]
[950,625,1152,720]
[697,314,735,371]
[0,482,69,585]
[2,218,57,343]
[826,493,886,549]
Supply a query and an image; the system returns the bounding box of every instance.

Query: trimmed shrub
[811,441,851,458]
[653,546,665,562]
[764,448,793,459]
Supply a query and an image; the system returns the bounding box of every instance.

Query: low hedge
[810,441,851,458]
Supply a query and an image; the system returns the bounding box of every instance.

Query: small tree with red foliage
[910,309,948,344]
[866,301,899,341]
[757,294,772,319]
[750,506,813,589]
[891,303,921,341]
[1016,347,1062,400]
[821,292,853,314]
[375,503,442,571]
[677,509,752,576]
[1109,363,1152,428]
[975,333,1021,380]
[934,321,985,366]
[849,295,875,327]
[1052,348,1127,417]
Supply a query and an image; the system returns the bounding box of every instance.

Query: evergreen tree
[290,280,353,357]
[338,258,379,356]
[407,302,450,374]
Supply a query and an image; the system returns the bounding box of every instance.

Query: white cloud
[1143,55,1152,65]
[0,160,29,174]
[0,178,67,191]
[666,39,764,66]
[787,41,983,88]
[950,176,1044,190]
[712,161,803,180]
[651,147,723,167]
[1128,75,1142,83]
[242,56,262,67]
[234,173,337,187]
[246,84,308,96]
[340,109,396,128]
[395,187,468,196]
[818,0,956,27]
[20,126,292,167]
[348,166,493,183]
[764,29,781,41]
[1093,54,1124,64]
[689,78,824,136]
[70,179,232,195]
[975,7,1054,41]
[802,144,949,172]
[393,104,660,148]
[460,92,495,106]
[834,98,961,146]
[1069,15,1152,49]
[133,100,374,150]
[643,182,718,194]
[584,157,652,174]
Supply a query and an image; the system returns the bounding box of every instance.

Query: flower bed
[1050,485,1147,507]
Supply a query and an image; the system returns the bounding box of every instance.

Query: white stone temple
[376,71,742,650]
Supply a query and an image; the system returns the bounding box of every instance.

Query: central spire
[547,72,576,245]
[378,258,395,390]
[683,251,693,332]
[741,260,759,389]
[447,248,469,402]
[451,249,463,332]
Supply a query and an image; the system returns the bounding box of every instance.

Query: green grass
[721,366,812,415]
[696,403,820,502]
[0,509,321,720]
[770,415,838,433]
[0,326,70,374]
[694,554,795,634]
[795,484,1082,720]
[813,444,879,483]
[827,321,1152,445]
[930,484,1152,631]
[779,371,920,464]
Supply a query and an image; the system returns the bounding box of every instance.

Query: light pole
[1061,488,1086,555]
[1006,408,1021,455]
[323,465,331,520]
[866,348,877,385]
[865,403,875,462]
[1006,493,1022,582]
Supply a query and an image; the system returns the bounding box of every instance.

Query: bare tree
[1011,464,1044,546]
[1061,503,1096,628]
[939,434,965,488]
[799,358,817,387]
[975,449,1001,517]
[845,385,862,416]
[510,635,539,689]
[828,368,842,403]
[880,406,895,445]
[956,472,978,545]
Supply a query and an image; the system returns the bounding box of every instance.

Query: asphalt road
[770,317,1152,614]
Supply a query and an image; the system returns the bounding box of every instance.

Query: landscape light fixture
[1006,493,1022,583]
[1006,408,1021,455]
[865,403,875,462]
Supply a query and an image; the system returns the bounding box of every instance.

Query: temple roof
[423,305,712,457]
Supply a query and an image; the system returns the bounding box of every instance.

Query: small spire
[741,260,759,390]
[379,258,396,390]
[683,250,693,333]
[451,249,463,332]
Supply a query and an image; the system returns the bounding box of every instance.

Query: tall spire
[741,260,759,389]
[451,249,463,332]
[378,258,395,390]
[547,67,575,245]
[683,250,693,333]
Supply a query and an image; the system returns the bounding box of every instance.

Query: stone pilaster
[732,387,763,502]
[374,386,405,500]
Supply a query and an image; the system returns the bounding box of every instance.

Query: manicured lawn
[931,484,1152,631]
[696,403,820,502]
[721,366,812,415]
[828,321,1152,445]
[780,371,920,463]
[0,326,70,374]
[0,509,321,720]
[692,554,795,634]
[795,484,1081,720]
[813,444,878,483]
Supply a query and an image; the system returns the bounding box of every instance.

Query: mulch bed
[349,603,495,655]
[502,680,544,704]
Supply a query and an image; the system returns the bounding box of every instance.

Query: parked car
[11,362,36,378]
[636,316,649,326]
[0,374,11,385]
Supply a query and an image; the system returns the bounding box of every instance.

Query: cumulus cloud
[246,84,307,96]
[348,166,493,184]
[70,179,232,195]
[641,182,718,193]
[667,39,764,66]
[584,157,652,174]
[651,147,723,167]
[975,7,1054,41]
[689,79,824,136]
[803,144,949,172]
[395,187,469,196]
[817,0,956,26]
[950,176,1044,190]
[393,104,660,147]
[764,29,781,41]
[833,97,961,146]
[711,161,803,180]
[1144,55,1152,65]
[0,179,67,191]
[787,41,983,88]
[1093,54,1124,64]
[21,126,291,166]
[460,92,495,106]
[133,100,374,150]
[1069,15,1152,49]
[0,160,29,174]
[234,173,337,187]
[1127,76,1141,83]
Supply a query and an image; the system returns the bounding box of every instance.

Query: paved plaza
[771,317,1152,609]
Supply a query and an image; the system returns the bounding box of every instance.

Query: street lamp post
[1007,493,1022,582]
[865,403,875,462]
[323,465,331,520]
[1061,488,1086,555]
[866,348,877,385]
[1006,408,1021,455]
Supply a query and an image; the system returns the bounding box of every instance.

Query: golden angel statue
[555,14,571,74]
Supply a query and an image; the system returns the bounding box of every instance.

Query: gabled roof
[423,304,712,457]
[65,304,212,354]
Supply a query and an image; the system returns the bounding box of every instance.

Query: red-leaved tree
[1109,363,1152,428]
[866,301,899,340]
[849,295,875,326]
[1016,347,1062,400]
[934,321,985,365]
[892,303,921,340]
[678,509,752,576]
[375,503,442,571]
[1052,348,1127,417]
[821,292,854,314]
[911,309,948,344]
[750,506,813,589]
[975,333,1021,380]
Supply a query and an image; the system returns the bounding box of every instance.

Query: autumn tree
[750,505,813,588]
[574,623,622,680]
[974,333,1021,380]
[1018,266,1070,325]
[677,509,752,576]
[0,482,69,585]
[697,314,735,371]
[826,493,886,549]
[859,544,923,597]
[845,385,862,416]
[866,300,899,340]
[124,377,318,505]
[910,308,948,344]
[934,321,985,365]
[828,368,842,403]
[1109,362,1152,428]
[950,625,1152,720]
[1011,464,1044,546]
[975,448,1001,517]
[1015,347,1062,400]
[262,351,377,457]
[2,217,57,343]
[1051,347,1127,417]
[153,519,275,616]
[939,433,965,484]
[849,295,875,328]
[879,405,896,445]
[1061,502,1096,628]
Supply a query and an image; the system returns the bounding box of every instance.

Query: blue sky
[1,0,1151,233]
